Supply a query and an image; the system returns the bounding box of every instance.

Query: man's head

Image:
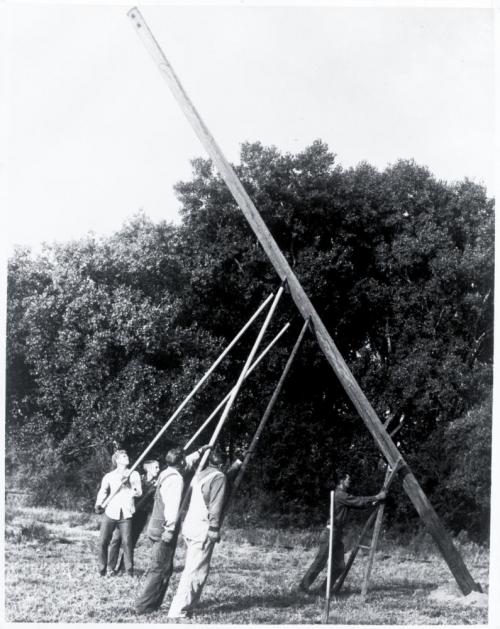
[112,449,129,468]
[336,472,351,491]
[208,448,225,469]
[143,459,160,479]
[165,447,186,472]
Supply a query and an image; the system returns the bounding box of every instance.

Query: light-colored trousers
[168,537,215,617]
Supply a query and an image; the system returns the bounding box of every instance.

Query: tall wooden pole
[127,7,481,595]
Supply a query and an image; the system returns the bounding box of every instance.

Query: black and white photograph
[3,0,496,625]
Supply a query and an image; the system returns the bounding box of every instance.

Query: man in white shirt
[94,449,142,576]
[135,444,210,614]
[108,458,161,574]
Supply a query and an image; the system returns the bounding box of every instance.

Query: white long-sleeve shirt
[95,468,142,520]
[158,450,202,534]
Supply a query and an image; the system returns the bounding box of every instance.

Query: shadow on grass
[213,564,268,575]
[198,589,317,614]
[318,579,436,600]
[365,581,436,595]
[110,568,148,578]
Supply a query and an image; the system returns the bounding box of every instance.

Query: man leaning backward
[168,449,228,619]
[108,458,160,575]
[94,449,142,577]
[135,444,210,614]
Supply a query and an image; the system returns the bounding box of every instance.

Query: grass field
[4,499,489,624]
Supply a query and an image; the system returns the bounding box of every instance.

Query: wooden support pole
[360,424,406,597]
[361,467,391,598]
[195,285,285,473]
[183,322,290,451]
[323,490,335,624]
[176,285,285,524]
[227,318,309,502]
[127,8,480,595]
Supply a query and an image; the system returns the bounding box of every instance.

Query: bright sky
[4,1,495,252]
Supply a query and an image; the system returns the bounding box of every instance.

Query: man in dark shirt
[299,472,386,594]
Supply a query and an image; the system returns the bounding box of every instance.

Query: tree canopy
[6,141,493,540]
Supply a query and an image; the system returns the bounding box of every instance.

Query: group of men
[95,445,387,619]
[94,444,238,618]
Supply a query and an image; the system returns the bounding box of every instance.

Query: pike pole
[102,292,273,509]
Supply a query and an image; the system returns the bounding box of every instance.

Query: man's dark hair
[208,448,225,468]
[143,458,158,467]
[165,447,184,467]
[335,471,350,487]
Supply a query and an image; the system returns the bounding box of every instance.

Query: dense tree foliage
[6,142,493,540]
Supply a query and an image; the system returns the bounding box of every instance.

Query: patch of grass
[4,503,490,623]
[5,506,24,524]
[6,521,52,544]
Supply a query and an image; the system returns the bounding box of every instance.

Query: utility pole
[126,7,481,595]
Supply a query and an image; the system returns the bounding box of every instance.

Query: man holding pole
[135,444,210,614]
[94,449,142,577]
[167,449,228,619]
[108,458,160,575]
[299,472,386,595]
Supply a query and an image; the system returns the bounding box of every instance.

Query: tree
[6,143,494,537]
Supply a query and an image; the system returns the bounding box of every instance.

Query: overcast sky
[4,1,495,252]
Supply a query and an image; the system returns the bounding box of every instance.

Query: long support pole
[127,8,480,595]
[196,285,285,473]
[361,428,405,598]
[183,322,290,451]
[103,291,273,508]
[228,318,309,501]
[361,466,391,598]
[176,285,286,524]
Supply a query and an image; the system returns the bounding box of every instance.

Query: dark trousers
[98,515,133,573]
[300,527,345,592]
[135,538,176,614]
[108,510,149,572]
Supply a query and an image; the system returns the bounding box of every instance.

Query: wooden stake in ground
[323,490,335,624]
[127,7,481,595]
